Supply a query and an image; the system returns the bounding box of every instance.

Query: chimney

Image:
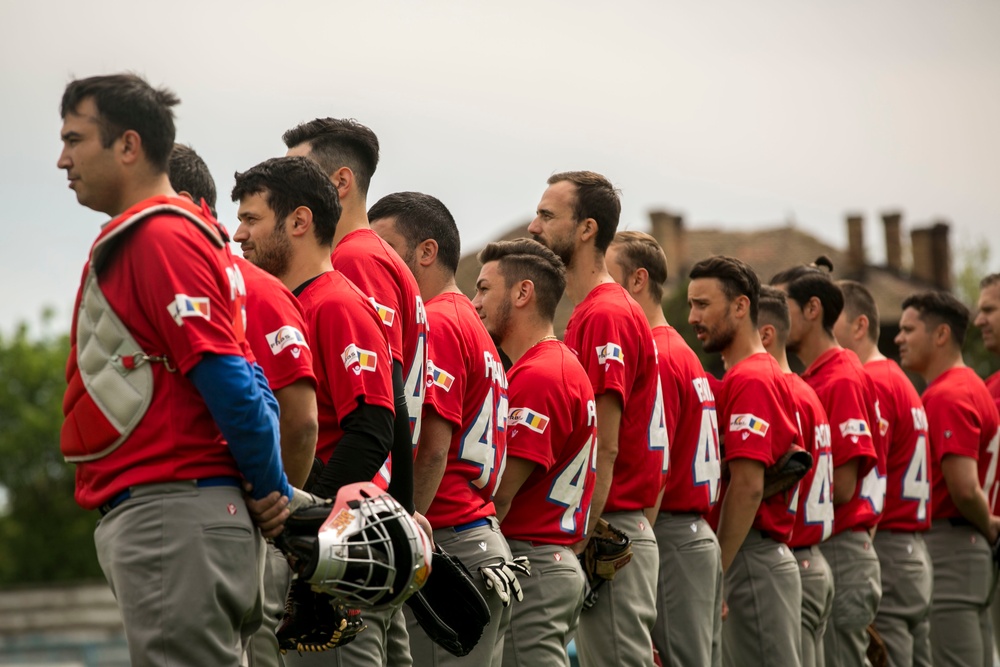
[649,210,685,283]
[910,227,934,285]
[929,221,952,290]
[881,211,903,273]
[846,213,865,275]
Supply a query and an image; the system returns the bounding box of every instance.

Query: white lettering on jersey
[692,377,715,403]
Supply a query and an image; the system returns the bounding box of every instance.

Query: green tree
[0,315,102,586]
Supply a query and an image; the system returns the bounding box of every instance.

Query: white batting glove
[479,556,531,607]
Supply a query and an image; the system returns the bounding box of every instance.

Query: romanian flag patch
[368,298,396,327]
[341,344,378,374]
[839,419,871,438]
[428,363,455,392]
[509,407,550,434]
[168,294,210,326]
[596,342,624,366]
[730,413,770,436]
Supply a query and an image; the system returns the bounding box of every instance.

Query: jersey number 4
[459,386,507,493]
[548,434,596,534]
[901,434,930,521]
[692,408,721,503]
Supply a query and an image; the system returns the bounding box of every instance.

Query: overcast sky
[2,0,998,336]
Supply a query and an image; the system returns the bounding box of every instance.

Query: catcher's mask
[281,482,432,609]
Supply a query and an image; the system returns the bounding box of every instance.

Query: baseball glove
[579,519,632,609]
[763,445,813,498]
[276,581,366,654]
[405,544,491,657]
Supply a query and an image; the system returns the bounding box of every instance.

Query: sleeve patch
[368,297,396,327]
[596,342,624,366]
[730,413,770,436]
[168,294,210,326]
[427,361,455,392]
[266,325,308,355]
[342,343,378,374]
[839,419,871,438]
[509,407,550,434]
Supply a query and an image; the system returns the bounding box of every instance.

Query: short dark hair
[61,73,179,173]
[367,192,461,274]
[758,284,790,342]
[231,156,341,246]
[901,291,970,347]
[689,255,761,325]
[771,257,843,334]
[168,143,217,216]
[609,231,668,301]
[838,280,880,343]
[282,118,379,196]
[981,273,1000,289]
[478,239,566,322]
[548,171,621,252]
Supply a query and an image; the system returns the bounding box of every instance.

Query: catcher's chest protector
[61,204,225,463]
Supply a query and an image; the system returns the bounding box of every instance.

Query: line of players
[58,73,1000,667]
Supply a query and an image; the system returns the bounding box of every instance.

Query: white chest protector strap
[68,204,225,463]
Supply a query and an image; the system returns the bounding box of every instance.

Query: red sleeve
[244,278,316,392]
[722,373,782,467]
[506,366,558,471]
[825,377,877,473]
[926,391,981,462]
[128,217,242,374]
[316,296,394,420]
[423,308,465,429]
[573,309,634,401]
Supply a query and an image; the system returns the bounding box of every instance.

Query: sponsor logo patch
[596,342,624,366]
[167,294,210,326]
[368,298,396,327]
[839,419,871,438]
[266,325,308,355]
[730,413,770,436]
[508,407,550,433]
[341,344,378,375]
[428,362,455,391]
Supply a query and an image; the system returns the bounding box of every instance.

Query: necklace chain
[533,335,558,348]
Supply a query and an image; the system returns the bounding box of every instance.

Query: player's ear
[514,279,534,308]
[855,315,869,342]
[806,296,823,322]
[578,218,598,244]
[119,129,141,166]
[417,239,438,268]
[330,167,353,200]
[932,322,952,348]
[631,268,648,293]
[759,324,775,347]
[289,206,312,237]
[733,294,750,319]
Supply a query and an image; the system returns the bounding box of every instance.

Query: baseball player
[369,192,518,667]
[688,256,802,667]
[167,144,319,667]
[473,238,597,667]
[975,274,1000,647]
[527,172,665,667]
[232,157,397,661]
[835,280,932,667]
[606,231,723,667]
[771,261,883,667]
[896,291,1000,667]
[58,73,320,666]
[282,117,425,667]
[758,286,835,667]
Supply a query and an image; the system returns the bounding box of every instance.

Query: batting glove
[479,557,531,607]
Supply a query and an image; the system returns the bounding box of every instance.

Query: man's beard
[487,297,513,349]
[253,225,293,278]
[702,318,738,354]
[532,233,574,268]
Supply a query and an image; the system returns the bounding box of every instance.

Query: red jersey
[865,359,931,532]
[564,283,666,512]
[802,347,882,533]
[653,325,720,515]
[296,271,394,464]
[422,292,508,528]
[332,228,428,445]
[785,373,834,548]
[236,257,315,392]
[714,353,799,543]
[502,340,597,545]
[924,366,1000,519]
[65,196,248,509]
[987,371,1000,412]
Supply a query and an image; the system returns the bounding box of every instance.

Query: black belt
[948,517,974,528]
[99,477,241,516]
